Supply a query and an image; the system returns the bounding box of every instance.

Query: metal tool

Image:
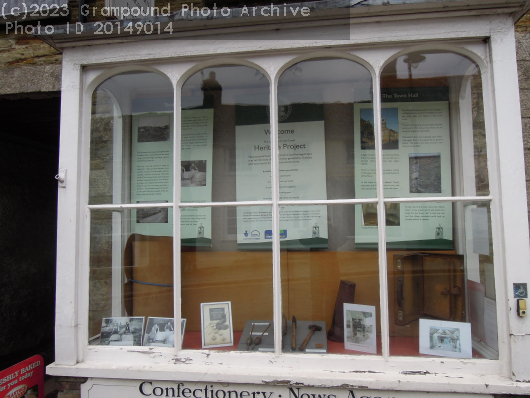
[246,323,255,350]
[299,325,322,351]
[251,323,270,350]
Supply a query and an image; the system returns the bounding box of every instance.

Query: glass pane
[276,58,374,200]
[380,51,489,198]
[181,66,270,202]
[387,201,498,359]
[89,209,174,347]
[181,206,273,351]
[89,72,174,205]
[280,204,381,355]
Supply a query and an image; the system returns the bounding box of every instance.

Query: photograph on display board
[137,115,171,142]
[136,200,169,224]
[343,303,377,354]
[360,107,399,150]
[201,302,233,348]
[419,319,472,358]
[181,160,207,187]
[409,153,442,193]
[99,317,144,346]
[353,97,453,250]
[361,203,401,227]
[143,317,186,347]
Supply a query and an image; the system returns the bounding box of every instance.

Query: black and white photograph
[143,317,186,347]
[201,301,234,348]
[429,326,461,352]
[409,153,442,193]
[136,200,169,223]
[361,203,400,226]
[99,317,144,346]
[181,160,207,187]
[419,319,472,358]
[137,115,171,143]
[343,303,377,354]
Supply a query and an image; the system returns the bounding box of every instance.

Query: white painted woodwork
[49,7,530,394]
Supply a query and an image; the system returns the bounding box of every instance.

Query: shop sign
[0,355,44,398]
[82,379,493,398]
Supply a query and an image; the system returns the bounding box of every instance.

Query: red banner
[0,356,44,398]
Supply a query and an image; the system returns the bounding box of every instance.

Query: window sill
[46,352,530,395]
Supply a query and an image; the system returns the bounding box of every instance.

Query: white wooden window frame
[48,13,530,395]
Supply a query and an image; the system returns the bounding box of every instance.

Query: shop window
[180,65,273,350]
[379,51,497,359]
[88,71,174,343]
[276,58,380,355]
[86,52,498,362]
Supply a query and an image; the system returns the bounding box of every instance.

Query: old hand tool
[252,323,271,350]
[299,325,322,351]
[291,316,297,351]
[246,323,255,350]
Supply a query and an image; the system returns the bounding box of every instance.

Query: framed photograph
[99,317,144,346]
[419,319,472,358]
[343,303,377,354]
[143,317,187,347]
[201,301,233,348]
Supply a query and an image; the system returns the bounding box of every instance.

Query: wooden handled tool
[299,325,322,351]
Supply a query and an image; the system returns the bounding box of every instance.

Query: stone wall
[516,15,530,227]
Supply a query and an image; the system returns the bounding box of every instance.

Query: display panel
[380,51,489,198]
[279,204,381,355]
[277,58,374,201]
[387,202,498,359]
[181,65,270,204]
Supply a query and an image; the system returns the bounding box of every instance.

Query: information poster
[131,108,213,245]
[354,89,453,249]
[131,113,174,236]
[235,105,328,248]
[180,109,213,246]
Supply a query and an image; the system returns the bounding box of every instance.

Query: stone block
[58,391,81,398]
[89,169,111,197]
[518,61,530,90]
[0,64,61,95]
[525,148,530,180]
[56,377,88,392]
[520,89,530,118]
[89,279,112,311]
[516,31,530,60]
[523,118,530,149]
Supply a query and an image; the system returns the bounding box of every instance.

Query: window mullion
[173,80,182,352]
[373,69,390,361]
[270,77,282,357]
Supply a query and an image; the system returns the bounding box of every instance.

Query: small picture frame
[99,317,144,346]
[419,319,472,358]
[201,301,233,348]
[143,317,187,347]
[343,303,377,354]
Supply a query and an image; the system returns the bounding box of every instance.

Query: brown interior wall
[129,241,448,336]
